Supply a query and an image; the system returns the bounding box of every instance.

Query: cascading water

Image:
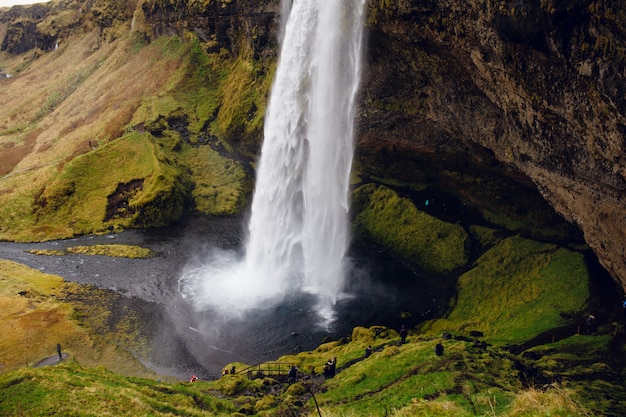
[179,0,366,322]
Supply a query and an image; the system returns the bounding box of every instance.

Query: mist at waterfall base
[0,214,448,379]
[174,233,444,377]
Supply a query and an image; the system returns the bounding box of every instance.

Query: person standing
[400,325,408,344]
[288,365,298,383]
[365,345,372,358]
[585,314,596,334]
[330,356,336,377]
[324,356,337,378]
[56,343,62,360]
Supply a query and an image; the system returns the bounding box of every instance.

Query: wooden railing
[238,362,294,379]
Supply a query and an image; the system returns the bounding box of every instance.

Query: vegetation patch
[29,132,191,240]
[65,244,154,258]
[0,362,236,417]
[352,183,469,274]
[27,244,154,258]
[422,235,590,344]
[0,30,262,242]
[182,144,247,215]
[0,259,153,377]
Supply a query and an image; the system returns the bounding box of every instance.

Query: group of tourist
[188,301,626,385]
[190,324,452,384]
[361,325,445,358]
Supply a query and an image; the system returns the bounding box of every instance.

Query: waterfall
[278,0,292,45]
[180,0,366,320]
[246,0,366,314]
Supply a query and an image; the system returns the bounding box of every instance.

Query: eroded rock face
[1,5,53,52]
[139,0,278,58]
[0,0,277,56]
[360,0,626,290]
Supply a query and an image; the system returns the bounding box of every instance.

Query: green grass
[353,184,469,274]
[24,131,191,240]
[0,362,236,417]
[25,244,154,258]
[182,144,247,215]
[422,235,590,344]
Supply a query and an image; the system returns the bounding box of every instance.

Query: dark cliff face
[1,0,277,56]
[140,0,277,58]
[1,0,624,290]
[360,0,626,290]
[1,3,55,52]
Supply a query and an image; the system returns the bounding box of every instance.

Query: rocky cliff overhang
[1,0,625,291]
[360,0,626,291]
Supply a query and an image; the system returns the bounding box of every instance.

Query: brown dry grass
[0,20,190,240]
[0,128,41,175]
[502,385,592,417]
[0,259,88,370]
[0,23,183,176]
[0,259,153,377]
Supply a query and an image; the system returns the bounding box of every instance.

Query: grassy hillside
[0,15,269,242]
[0,259,156,378]
[0,245,624,416]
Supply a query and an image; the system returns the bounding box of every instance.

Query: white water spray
[180,0,366,320]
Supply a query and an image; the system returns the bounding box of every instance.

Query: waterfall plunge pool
[0,215,452,379]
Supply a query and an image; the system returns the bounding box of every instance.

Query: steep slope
[0,0,273,240]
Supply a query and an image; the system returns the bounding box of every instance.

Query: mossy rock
[254,394,277,411]
[423,235,590,344]
[284,382,307,396]
[352,183,469,273]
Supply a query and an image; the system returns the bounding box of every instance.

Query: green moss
[424,235,590,344]
[353,183,469,273]
[65,244,154,258]
[21,132,192,240]
[468,225,501,250]
[182,144,246,215]
[26,245,154,258]
[207,45,274,146]
[139,36,274,149]
[214,374,262,396]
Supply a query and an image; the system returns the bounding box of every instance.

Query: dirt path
[34,353,69,367]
